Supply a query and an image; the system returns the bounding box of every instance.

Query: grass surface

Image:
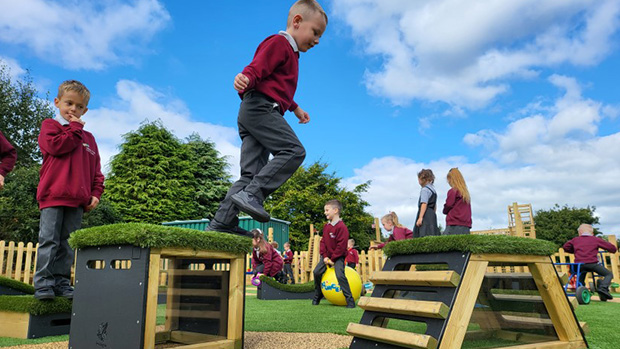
[0,295,72,316]
[69,223,252,254]
[383,234,558,258]
[0,277,34,295]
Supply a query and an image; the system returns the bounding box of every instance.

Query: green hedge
[69,223,252,254]
[0,295,72,315]
[259,275,315,293]
[383,235,558,258]
[0,276,34,295]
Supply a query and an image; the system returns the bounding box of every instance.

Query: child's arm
[562,239,574,253]
[417,203,428,227]
[86,150,105,212]
[293,106,310,124]
[38,119,84,156]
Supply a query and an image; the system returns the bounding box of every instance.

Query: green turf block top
[0,276,35,295]
[0,295,72,315]
[69,223,252,254]
[382,234,558,258]
[259,275,315,293]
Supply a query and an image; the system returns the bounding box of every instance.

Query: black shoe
[34,288,55,300]
[312,294,323,305]
[54,286,74,299]
[346,303,356,308]
[207,220,252,237]
[598,288,613,300]
[231,191,270,223]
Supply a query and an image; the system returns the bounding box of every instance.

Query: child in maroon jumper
[282,242,295,284]
[443,168,472,235]
[563,224,617,300]
[0,130,17,190]
[345,239,359,269]
[251,229,284,279]
[371,212,413,250]
[34,80,104,300]
[312,199,355,308]
[207,0,328,235]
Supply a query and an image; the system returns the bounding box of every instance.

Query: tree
[264,161,375,251]
[0,65,54,166]
[534,204,600,246]
[81,198,124,229]
[0,165,41,242]
[185,133,231,219]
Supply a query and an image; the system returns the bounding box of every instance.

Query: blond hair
[577,224,594,236]
[57,80,90,105]
[252,229,269,255]
[447,168,470,203]
[381,212,404,228]
[418,169,435,185]
[325,199,342,214]
[287,0,328,27]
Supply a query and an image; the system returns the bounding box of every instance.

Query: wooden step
[371,271,460,287]
[492,294,543,303]
[357,297,449,319]
[347,323,437,349]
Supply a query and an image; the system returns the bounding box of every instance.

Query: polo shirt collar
[329,218,341,226]
[55,115,70,126]
[279,30,299,52]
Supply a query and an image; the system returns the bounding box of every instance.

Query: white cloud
[344,77,620,235]
[0,57,26,79]
[84,80,240,176]
[0,0,170,70]
[332,0,620,108]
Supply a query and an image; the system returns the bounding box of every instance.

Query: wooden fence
[2,236,618,292]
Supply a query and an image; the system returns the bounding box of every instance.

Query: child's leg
[313,259,327,300]
[334,258,354,305]
[52,207,83,290]
[34,207,65,295]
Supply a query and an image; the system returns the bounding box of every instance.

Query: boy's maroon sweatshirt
[0,130,17,176]
[320,220,349,261]
[562,235,617,263]
[37,119,104,209]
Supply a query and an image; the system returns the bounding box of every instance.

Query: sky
[1,0,620,236]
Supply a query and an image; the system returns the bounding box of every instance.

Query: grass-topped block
[256,276,315,300]
[0,275,35,296]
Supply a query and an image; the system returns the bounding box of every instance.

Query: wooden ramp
[347,252,588,349]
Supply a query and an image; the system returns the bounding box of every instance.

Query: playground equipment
[472,202,536,238]
[347,235,588,349]
[321,266,363,306]
[555,251,609,304]
[67,223,250,349]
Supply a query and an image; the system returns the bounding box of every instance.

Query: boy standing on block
[207,0,328,235]
[34,80,104,300]
[312,199,355,308]
[0,130,17,190]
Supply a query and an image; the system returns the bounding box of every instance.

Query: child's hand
[293,107,310,124]
[233,73,249,92]
[416,217,423,227]
[85,196,100,212]
[0,174,4,189]
[70,116,85,125]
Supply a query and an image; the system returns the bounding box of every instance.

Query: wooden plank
[0,311,29,339]
[493,340,586,349]
[0,241,5,275]
[172,339,235,349]
[23,242,34,285]
[227,256,245,348]
[528,262,584,343]
[14,242,24,281]
[495,330,559,344]
[165,259,181,332]
[143,251,161,349]
[357,297,449,319]
[166,289,223,297]
[166,269,226,277]
[439,260,488,349]
[4,241,15,277]
[371,271,460,287]
[347,323,437,349]
[492,294,543,303]
[167,309,222,319]
[470,254,550,264]
[170,330,227,344]
[159,248,243,260]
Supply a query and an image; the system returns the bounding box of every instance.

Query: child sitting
[345,238,359,269]
[251,229,284,281]
[562,224,617,300]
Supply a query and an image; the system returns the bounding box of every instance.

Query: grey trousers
[579,263,614,291]
[34,206,83,291]
[313,257,354,304]
[213,91,306,225]
[443,225,471,235]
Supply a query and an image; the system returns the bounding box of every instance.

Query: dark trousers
[579,263,614,290]
[283,263,295,283]
[34,206,83,291]
[346,262,356,269]
[212,91,306,226]
[313,257,354,304]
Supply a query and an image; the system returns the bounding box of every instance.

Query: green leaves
[534,204,601,246]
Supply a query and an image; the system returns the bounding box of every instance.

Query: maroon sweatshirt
[562,235,617,263]
[37,119,105,209]
[443,188,472,227]
[252,244,283,277]
[0,130,17,177]
[377,226,414,249]
[240,34,299,114]
[346,248,359,265]
[320,220,349,261]
[283,249,294,264]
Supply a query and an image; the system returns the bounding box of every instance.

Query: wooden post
[228,255,245,349]
[143,250,161,349]
[374,217,381,242]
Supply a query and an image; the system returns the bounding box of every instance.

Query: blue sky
[1,0,620,235]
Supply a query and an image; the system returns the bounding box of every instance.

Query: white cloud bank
[332,0,620,108]
[0,0,170,70]
[344,77,620,235]
[85,80,240,176]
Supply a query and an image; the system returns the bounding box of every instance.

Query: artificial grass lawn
[2,292,619,348]
[0,276,35,295]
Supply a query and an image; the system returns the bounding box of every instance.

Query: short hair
[287,0,328,27]
[348,238,355,244]
[418,169,435,185]
[578,224,594,235]
[58,80,90,105]
[325,199,342,214]
[271,241,279,249]
[284,241,290,246]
